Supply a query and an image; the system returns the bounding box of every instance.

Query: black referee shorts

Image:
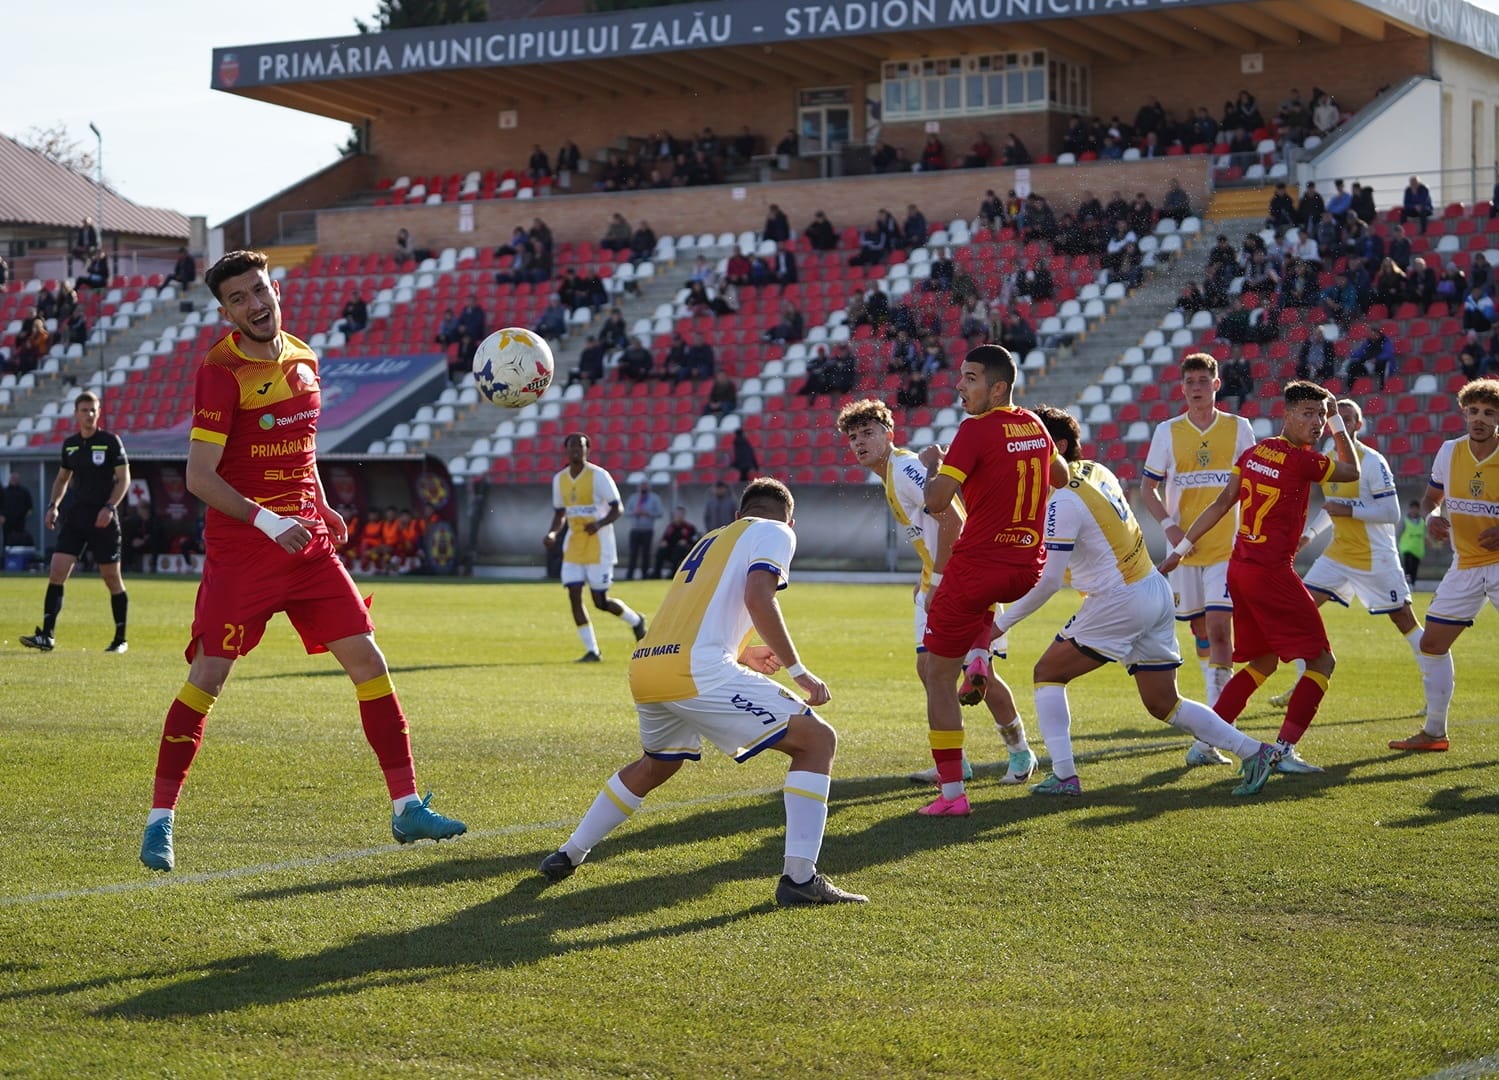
[54,510,123,564]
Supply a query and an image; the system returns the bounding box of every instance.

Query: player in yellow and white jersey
[538,478,867,907]
[543,432,646,661]
[836,398,1036,786]
[997,407,1281,797]
[1264,399,1423,707]
[1390,378,1499,752]
[1141,354,1256,759]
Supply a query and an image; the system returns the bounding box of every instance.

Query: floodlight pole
[88,122,105,387]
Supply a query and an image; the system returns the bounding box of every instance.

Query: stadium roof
[0,132,189,241]
[210,0,1499,122]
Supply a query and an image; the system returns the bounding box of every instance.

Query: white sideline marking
[1421,1055,1499,1080]
[0,736,1190,909]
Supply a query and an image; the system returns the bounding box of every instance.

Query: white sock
[1198,657,1212,697]
[1167,699,1261,760]
[964,647,988,666]
[1291,658,1308,682]
[783,770,830,882]
[997,716,1029,752]
[1404,625,1423,662]
[562,771,643,864]
[577,623,599,654]
[147,808,173,824]
[1208,665,1232,708]
[615,602,642,627]
[393,795,421,814]
[940,780,966,800]
[1419,650,1454,738]
[1034,684,1075,780]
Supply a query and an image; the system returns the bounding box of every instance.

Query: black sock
[111,591,128,639]
[42,583,64,634]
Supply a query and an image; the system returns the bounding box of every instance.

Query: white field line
[0,738,1186,908]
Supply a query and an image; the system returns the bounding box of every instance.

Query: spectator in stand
[805,210,838,251]
[1387,223,1413,271]
[768,242,798,286]
[886,329,920,375]
[1438,264,1469,306]
[1000,133,1031,167]
[120,501,162,574]
[55,283,79,325]
[828,342,858,394]
[977,189,1006,229]
[730,428,758,482]
[1298,181,1326,230]
[774,129,798,157]
[763,204,791,244]
[527,145,551,181]
[1464,285,1496,332]
[337,294,368,337]
[683,280,715,318]
[1191,106,1219,147]
[1471,252,1492,294]
[0,254,8,288]
[2,471,36,548]
[1219,349,1254,408]
[1351,181,1377,222]
[1293,229,1322,271]
[1313,94,1341,136]
[1319,270,1358,328]
[679,333,715,384]
[958,296,988,342]
[1266,182,1297,232]
[76,251,109,290]
[761,300,805,345]
[597,307,628,351]
[1109,241,1145,289]
[629,221,657,263]
[600,213,632,252]
[566,335,609,389]
[1282,258,1321,309]
[1176,281,1210,314]
[703,371,738,419]
[850,211,895,266]
[433,308,460,351]
[10,308,47,376]
[663,332,689,377]
[1347,325,1398,388]
[1406,257,1437,308]
[919,134,945,171]
[652,506,698,578]
[1162,179,1192,224]
[1103,220,1138,272]
[1020,195,1058,244]
[1104,190,1130,226]
[556,139,581,173]
[495,225,529,257]
[716,248,749,287]
[1401,176,1434,234]
[1016,259,1055,301]
[1127,192,1155,237]
[799,345,836,402]
[72,216,100,260]
[1315,211,1343,261]
[534,293,568,342]
[164,247,197,289]
[703,480,737,534]
[1296,325,1338,380]
[963,133,994,168]
[1235,89,1264,130]
[65,308,88,347]
[1326,179,1353,220]
[530,218,554,258]
[902,204,928,249]
[997,308,1038,356]
[619,337,653,382]
[1458,330,1489,380]
[1139,131,1165,159]
[731,126,757,165]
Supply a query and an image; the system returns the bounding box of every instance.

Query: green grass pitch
[1,575,1495,1078]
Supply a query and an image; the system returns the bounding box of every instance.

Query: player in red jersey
[1161,380,1359,774]
[917,344,1068,815]
[137,250,465,872]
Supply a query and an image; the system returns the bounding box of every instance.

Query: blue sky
[2,0,1496,227]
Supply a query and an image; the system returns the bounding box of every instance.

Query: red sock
[932,748,964,784]
[356,674,417,801]
[1212,667,1266,725]
[1279,671,1328,745]
[152,683,215,809]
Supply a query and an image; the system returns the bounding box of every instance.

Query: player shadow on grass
[95,775,1019,1021]
[236,663,501,681]
[1375,783,1499,828]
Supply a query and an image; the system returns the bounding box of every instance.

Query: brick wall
[315,157,1209,254]
[218,154,376,249]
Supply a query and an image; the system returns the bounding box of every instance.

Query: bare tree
[21,123,102,180]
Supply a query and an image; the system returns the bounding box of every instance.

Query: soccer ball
[473,327,554,409]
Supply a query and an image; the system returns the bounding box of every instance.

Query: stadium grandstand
[5,0,1499,573]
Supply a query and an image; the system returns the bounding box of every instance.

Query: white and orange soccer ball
[473,327,554,409]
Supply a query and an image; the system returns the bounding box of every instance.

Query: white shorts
[1058,573,1182,673]
[914,595,1008,658]
[562,560,613,590]
[1427,564,1499,626]
[1170,561,1232,620]
[1303,552,1411,614]
[636,666,811,762]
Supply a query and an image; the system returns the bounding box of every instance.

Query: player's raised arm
[744,567,828,705]
[919,443,958,515]
[1325,405,1360,482]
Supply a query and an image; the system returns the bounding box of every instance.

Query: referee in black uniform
[21,390,132,652]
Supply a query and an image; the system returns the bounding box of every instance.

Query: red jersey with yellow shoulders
[1230,436,1335,569]
[938,405,1055,568]
[190,330,322,545]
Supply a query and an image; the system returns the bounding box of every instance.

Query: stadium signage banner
[1360,0,1499,56]
[217,0,1234,88]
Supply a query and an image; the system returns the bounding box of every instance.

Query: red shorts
[1227,560,1330,663]
[187,533,375,662]
[923,555,1041,658]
